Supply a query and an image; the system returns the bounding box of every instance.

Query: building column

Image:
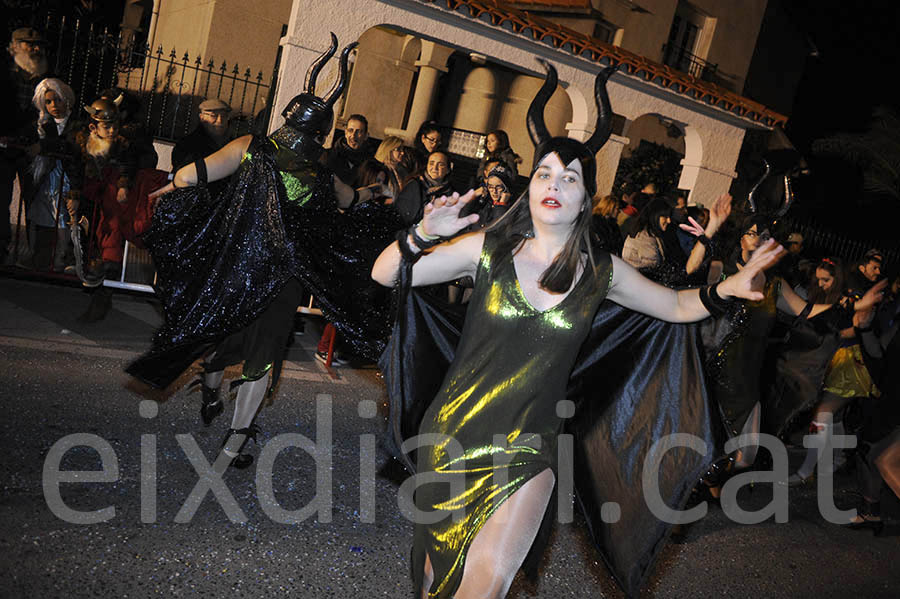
[403,41,455,140]
[595,133,628,198]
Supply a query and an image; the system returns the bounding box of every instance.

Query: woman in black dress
[373,59,781,599]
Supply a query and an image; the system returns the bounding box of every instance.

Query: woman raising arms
[373,60,780,599]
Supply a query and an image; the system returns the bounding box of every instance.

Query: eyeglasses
[486,185,506,193]
[423,135,440,144]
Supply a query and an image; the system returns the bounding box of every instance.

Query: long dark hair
[489,183,595,294]
[488,129,510,151]
[807,257,846,305]
[630,198,671,239]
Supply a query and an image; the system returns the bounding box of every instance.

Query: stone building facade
[277,0,788,206]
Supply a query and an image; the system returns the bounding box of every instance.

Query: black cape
[127,136,399,388]
[379,258,718,597]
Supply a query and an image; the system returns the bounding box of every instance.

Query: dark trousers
[0,153,33,258]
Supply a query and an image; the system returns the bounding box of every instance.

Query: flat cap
[198,98,230,112]
[11,27,44,43]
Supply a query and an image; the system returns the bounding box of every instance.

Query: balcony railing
[661,43,718,82]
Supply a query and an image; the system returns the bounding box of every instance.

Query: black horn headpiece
[270,33,358,160]
[526,59,617,196]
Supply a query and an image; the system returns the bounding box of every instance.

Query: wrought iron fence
[781,216,900,267]
[37,12,275,142]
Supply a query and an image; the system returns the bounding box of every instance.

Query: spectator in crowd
[97,87,158,170]
[354,159,393,205]
[374,135,408,196]
[621,198,670,270]
[74,94,167,320]
[395,150,455,226]
[477,129,521,176]
[397,145,422,181]
[171,98,232,172]
[671,192,688,224]
[413,122,443,165]
[481,163,515,224]
[676,204,708,256]
[1,27,51,264]
[848,248,883,294]
[622,194,729,285]
[617,182,639,226]
[591,194,624,256]
[327,113,373,186]
[25,78,80,272]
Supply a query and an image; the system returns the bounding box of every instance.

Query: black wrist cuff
[396,229,422,263]
[697,234,710,247]
[410,224,442,250]
[699,282,733,317]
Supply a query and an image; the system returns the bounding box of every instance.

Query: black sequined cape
[379,257,717,598]
[127,136,400,388]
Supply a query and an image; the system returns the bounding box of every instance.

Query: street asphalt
[0,275,897,598]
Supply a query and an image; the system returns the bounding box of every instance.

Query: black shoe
[189,377,224,426]
[221,425,259,469]
[843,501,881,531]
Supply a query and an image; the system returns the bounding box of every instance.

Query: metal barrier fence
[36,12,275,141]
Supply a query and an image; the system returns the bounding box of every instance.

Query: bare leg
[453,469,555,599]
[420,554,434,599]
[875,431,900,500]
[796,393,852,479]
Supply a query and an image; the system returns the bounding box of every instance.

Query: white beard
[86,133,113,158]
[13,51,48,77]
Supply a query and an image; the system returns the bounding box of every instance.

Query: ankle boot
[221,424,259,469]
[201,385,224,427]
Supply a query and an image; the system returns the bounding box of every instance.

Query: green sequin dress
[413,230,612,597]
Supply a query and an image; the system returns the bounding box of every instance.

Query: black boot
[220,424,259,469]
[196,380,224,426]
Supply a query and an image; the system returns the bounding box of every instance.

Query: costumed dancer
[372,59,782,599]
[846,283,899,530]
[788,273,886,484]
[698,195,883,496]
[765,258,851,439]
[127,34,399,469]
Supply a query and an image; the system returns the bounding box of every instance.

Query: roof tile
[413,0,787,127]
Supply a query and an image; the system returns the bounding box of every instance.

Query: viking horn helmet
[83,95,123,123]
[526,59,617,197]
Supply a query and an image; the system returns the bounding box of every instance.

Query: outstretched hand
[718,239,783,301]
[854,278,888,313]
[421,189,480,237]
[707,193,732,231]
[679,217,705,237]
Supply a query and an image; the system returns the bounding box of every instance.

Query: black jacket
[171,127,227,172]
